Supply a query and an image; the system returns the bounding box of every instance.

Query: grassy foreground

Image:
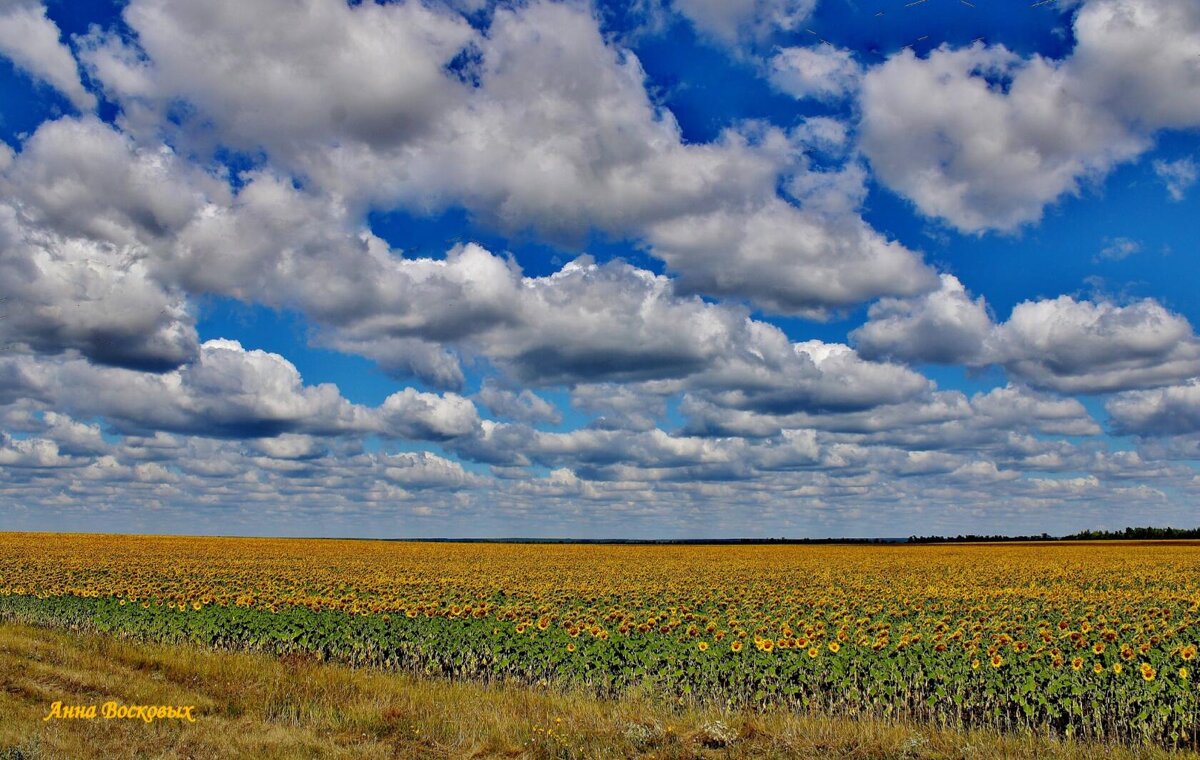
[0,622,1190,760]
[5,535,1200,746]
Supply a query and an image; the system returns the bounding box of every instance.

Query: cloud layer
[0,0,1196,537]
[854,276,1200,394]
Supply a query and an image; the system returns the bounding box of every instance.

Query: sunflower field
[0,533,1197,748]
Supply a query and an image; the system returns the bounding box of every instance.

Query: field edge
[0,620,1191,760]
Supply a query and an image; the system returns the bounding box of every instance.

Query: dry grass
[0,621,1190,759]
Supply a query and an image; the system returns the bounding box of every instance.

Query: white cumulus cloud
[860,0,1200,232]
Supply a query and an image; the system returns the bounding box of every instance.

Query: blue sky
[0,0,1198,539]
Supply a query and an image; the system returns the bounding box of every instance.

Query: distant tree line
[906,526,1200,544]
